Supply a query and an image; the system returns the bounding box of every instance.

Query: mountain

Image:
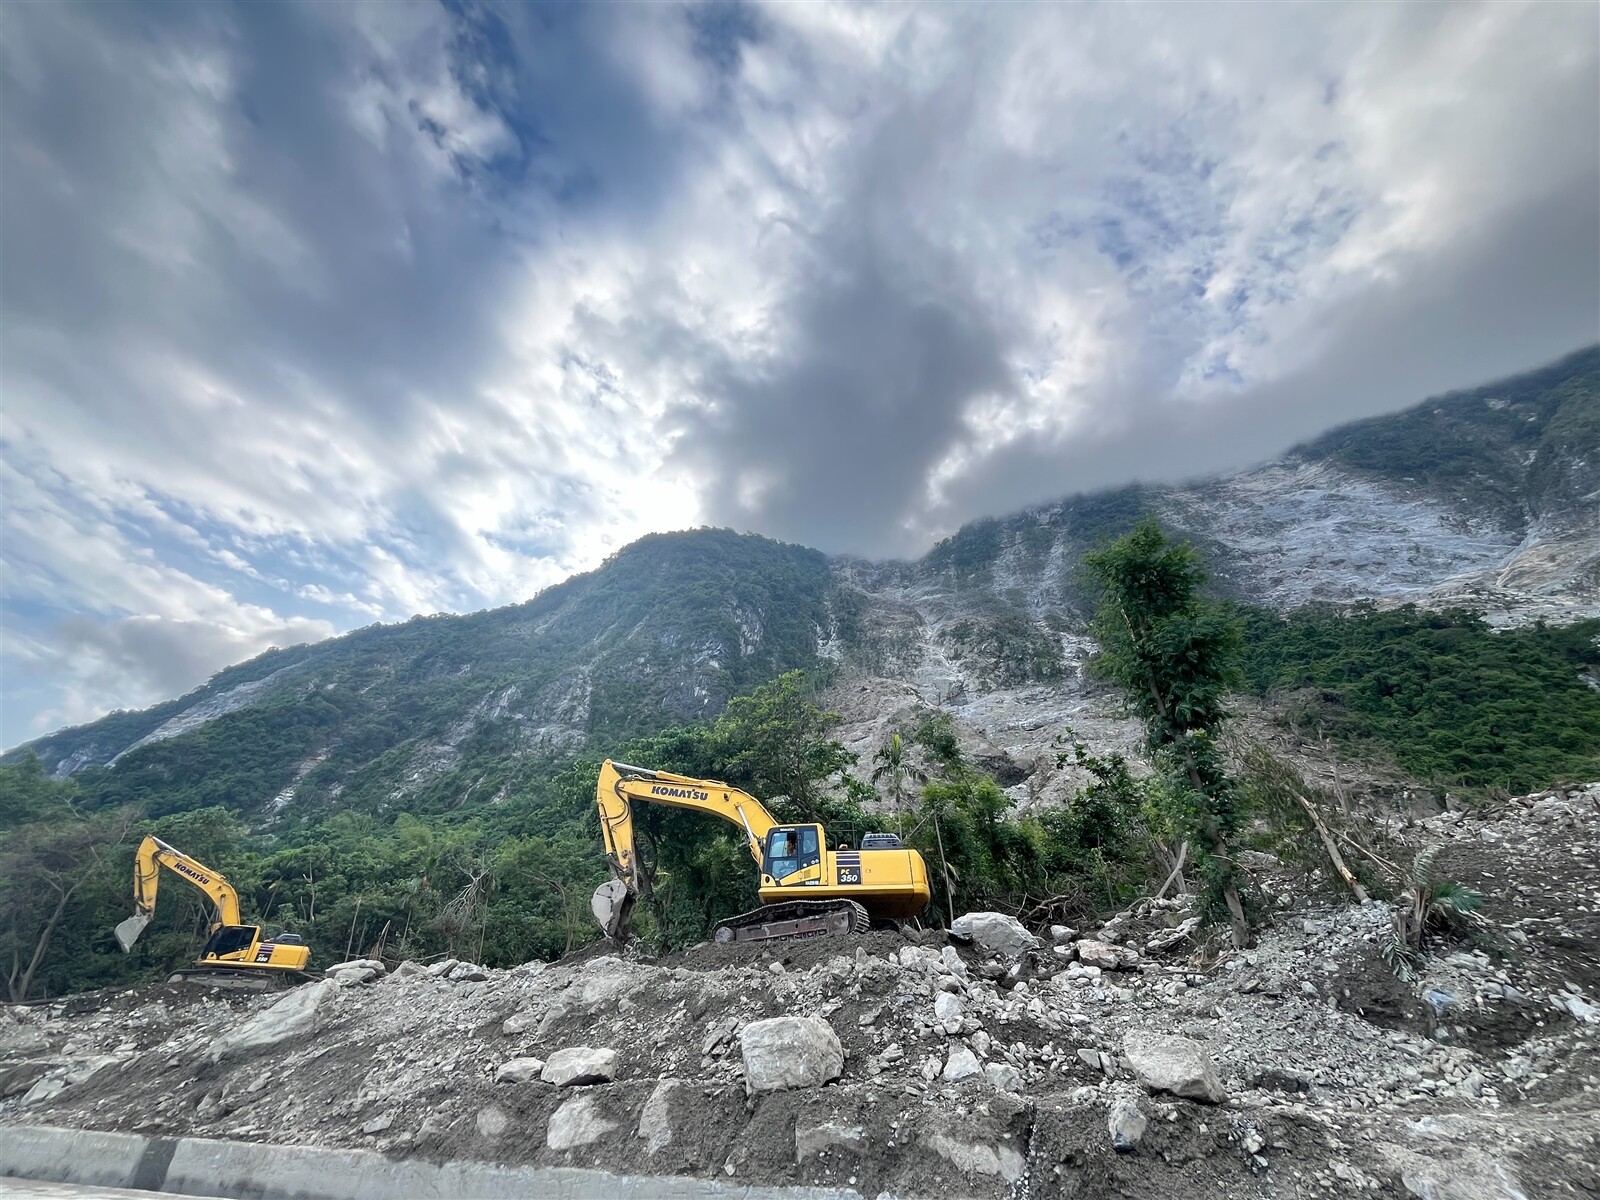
[7,346,1598,821]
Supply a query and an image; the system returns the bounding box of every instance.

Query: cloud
[1,0,1595,741]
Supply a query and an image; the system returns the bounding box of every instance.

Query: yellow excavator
[592,760,930,945]
[114,835,312,990]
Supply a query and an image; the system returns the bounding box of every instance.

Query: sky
[2,1,1597,746]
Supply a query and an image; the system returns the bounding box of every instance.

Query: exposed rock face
[739,1017,843,1094]
[1123,1032,1228,1104]
[209,979,333,1062]
[949,912,1039,958]
[540,1047,618,1086]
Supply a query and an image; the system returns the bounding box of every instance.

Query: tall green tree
[871,733,926,829]
[711,671,856,822]
[1084,519,1251,947]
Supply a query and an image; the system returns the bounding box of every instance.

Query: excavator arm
[592,759,779,941]
[114,835,244,953]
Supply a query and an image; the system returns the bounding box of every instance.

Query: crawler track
[712,898,870,945]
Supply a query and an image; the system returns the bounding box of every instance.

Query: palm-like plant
[871,733,927,831]
[1381,844,1484,979]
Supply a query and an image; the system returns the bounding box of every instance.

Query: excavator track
[165,968,319,992]
[712,898,870,945]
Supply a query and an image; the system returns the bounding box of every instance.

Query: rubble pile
[3,785,1597,1199]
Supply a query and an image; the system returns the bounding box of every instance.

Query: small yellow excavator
[114,835,312,990]
[592,759,930,945]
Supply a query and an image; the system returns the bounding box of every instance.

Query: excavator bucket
[114,913,151,953]
[591,879,635,942]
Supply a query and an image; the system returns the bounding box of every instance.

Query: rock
[475,1105,508,1138]
[1146,917,1201,953]
[547,1094,617,1150]
[326,957,386,976]
[361,1111,395,1135]
[1050,925,1078,945]
[1560,993,1598,1023]
[984,1062,1023,1093]
[502,1011,538,1037]
[21,1073,65,1107]
[210,979,335,1062]
[541,1047,619,1086]
[1123,1031,1227,1104]
[1107,1098,1147,1152]
[739,1016,843,1095]
[494,1057,545,1083]
[795,1119,866,1162]
[427,958,460,977]
[1076,1048,1102,1071]
[637,1079,681,1154]
[389,960,428,981]
[942,1046,982,1082]
[332,968,379,987]
[923,1130,1026,1182]
[949,912,1040,958]
[934,993,964,1025]
[195,1089,229,1120]
[0,1063,49,1099]
[448,963,490,983]
[1075,939,1135,970]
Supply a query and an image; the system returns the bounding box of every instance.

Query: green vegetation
[1296,344,1598,527]
[1084,519,1252,946]
[1240,604,1600,792]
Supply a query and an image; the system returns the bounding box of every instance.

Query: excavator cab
[762,825,823,884]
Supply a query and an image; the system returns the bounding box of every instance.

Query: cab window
[201,925,258,958]
[765,826,821,880]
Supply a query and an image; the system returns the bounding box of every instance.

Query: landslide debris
[4,785,1597,1200]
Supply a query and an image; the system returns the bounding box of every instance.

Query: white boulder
[210,979,334,1062]
[949,912,1040,958]
[547,1094,617,1150]
[739,1016,843,1095]
[1123,1031,1227,1104]
[494,1057,545,1083]
[541,1047,619,1086]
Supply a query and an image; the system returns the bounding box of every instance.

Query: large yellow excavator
[592,760,930,945]
[114,835,312,989]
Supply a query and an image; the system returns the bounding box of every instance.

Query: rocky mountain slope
[6,346,1596,822]
[6,782,1597,1199]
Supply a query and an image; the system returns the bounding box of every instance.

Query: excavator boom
[592,759,930,945]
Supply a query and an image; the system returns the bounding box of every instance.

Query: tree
[0,795,138,1001]
[1084,518,1251,948]
[871,733,926,830]
[711,671,856,822]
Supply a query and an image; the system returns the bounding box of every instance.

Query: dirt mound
[5,784,1597,1199]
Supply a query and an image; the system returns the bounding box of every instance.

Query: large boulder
[547,1094,617,1150]
[541,1047,619,1086]
[637,1079,681,1154]
[494,1057,545,1083]
[210,979,334,1062]
[949,912,1039,959]
[739,1016,843,1095]
[1122,1031,1227,1104]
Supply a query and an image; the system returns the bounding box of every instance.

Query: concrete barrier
[0,1125,866,1200]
